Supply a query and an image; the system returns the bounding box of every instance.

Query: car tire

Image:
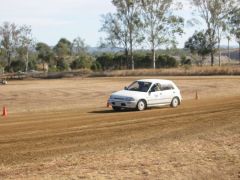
[137,100,146,111]
[112,106,121,111]
[171,97,179,108]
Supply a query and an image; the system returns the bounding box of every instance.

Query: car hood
[111,90,146,99]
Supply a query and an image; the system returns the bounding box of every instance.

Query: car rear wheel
[137,100,146,111]
[171,97,179,108]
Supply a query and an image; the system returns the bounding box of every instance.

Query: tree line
[0,0,239,73]
[101,0,240,68]
[0,23,97,73]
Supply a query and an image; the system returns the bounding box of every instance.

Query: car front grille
[113,97,125,100]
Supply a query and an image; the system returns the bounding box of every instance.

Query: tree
[100,13,130,67]
[185,31,212,66]
[229,7,240,64]
[53,38,72,58]
[140,0,184,69]
[72,37,88,55]
[0,22,21,70]
[226,35,231,61]
[35,42,52,71]
[17,25,34,72]
[191,0,238,66]
[111,0,143,70]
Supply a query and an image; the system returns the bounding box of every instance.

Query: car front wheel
[137,100,146,111]
[171,97,179,108]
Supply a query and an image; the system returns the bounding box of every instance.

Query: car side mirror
[124,86,128,90]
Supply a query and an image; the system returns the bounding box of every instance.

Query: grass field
[0,76,239,179]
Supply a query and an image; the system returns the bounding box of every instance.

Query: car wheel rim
[173,98,178,107]
[138,101,145,110]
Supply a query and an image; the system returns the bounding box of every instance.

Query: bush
[48,66,58,72]
[134,53,152,68]
[28,59,37,71]
[70,54,93,70]
[56,58,69,71]
[156,55,178,68]
[96,53,114,70]
[0,66,4,74]
[180,55,192,66]
[91,61,102,71]
[7,60,25,72]
[113,54,128,69]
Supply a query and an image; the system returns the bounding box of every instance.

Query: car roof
[137,79,173,84]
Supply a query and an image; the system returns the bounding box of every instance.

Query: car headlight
[125,97,135,101]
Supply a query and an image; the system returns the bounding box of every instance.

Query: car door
[158,83,175,104]
[146,83,162,105]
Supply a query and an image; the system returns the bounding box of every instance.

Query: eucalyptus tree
[72,37,88,55]
[36,42,52,71]
[191,0,238,66]
[18,25,34,72]
[54,38,72,58]
[100,13,130,67]
[229,7,240,63]
[0,22,21,69]
[226,35,231,60]
[140,0,184,69]
[111,0,143,70]
[185,31,212,66]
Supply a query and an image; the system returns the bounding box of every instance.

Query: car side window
[150,83,161,92]
[161,84,174,91]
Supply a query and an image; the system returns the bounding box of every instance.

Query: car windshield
[127,81,152,92]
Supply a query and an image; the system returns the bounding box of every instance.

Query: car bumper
[108,99,137,109]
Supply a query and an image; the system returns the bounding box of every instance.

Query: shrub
[56,58,69,71]
[70,54,93,70]
[28,59,37,70]
[0,65,4,74]
[91,61,102,71]
[7,60,25,72]
[156,55,178,68]
[134,53,152,68]
[113,54,128,69]
[96,53,114,70]
[180,55,192,66]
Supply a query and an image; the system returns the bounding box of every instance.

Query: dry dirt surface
[0,76,239,179]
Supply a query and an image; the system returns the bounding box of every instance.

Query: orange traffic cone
[2,106,8,117]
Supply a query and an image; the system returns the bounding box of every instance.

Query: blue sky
[0,0,237,48]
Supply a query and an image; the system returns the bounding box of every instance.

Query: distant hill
[87,47,123,54]
[221,49,239,61]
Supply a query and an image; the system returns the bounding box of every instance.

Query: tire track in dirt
[0,96,239,166]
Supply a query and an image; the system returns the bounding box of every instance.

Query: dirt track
[0,77,239,179]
